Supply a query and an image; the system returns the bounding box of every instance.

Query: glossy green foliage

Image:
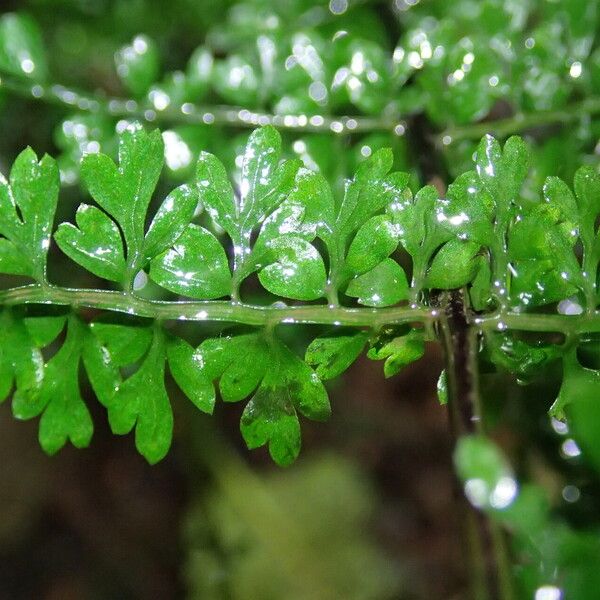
[0,1,595,194]
[1,3,600,598]
[0,149,59,282]
[1,124,600,472]
[56,124,198,288]
[9,313,93,455]
[455,433,600,598]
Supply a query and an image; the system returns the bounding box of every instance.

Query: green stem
[437,97,600,144]
[4,74,600,140]
[0,72,403,135]
[0,283,433,327]
[410,253,428,304]
[2,284,600,334]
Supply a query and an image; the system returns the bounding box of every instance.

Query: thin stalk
[437,97,600,144]
[0,72,403,135]
[2,284,600,334]
[437,290,514,600]
[0,283,433,328]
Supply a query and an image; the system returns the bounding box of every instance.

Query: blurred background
[0,0,599,598]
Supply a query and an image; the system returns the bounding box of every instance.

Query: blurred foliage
[183,454,400,600]
[0,1,600,599]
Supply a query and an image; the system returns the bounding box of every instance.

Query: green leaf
[54,203,126,282]
[552,348,600,424]
[197,126,300,245]
[196,151,236,236]
[185,45,213,99]
[0,309,44,404]
[107,326,172,464]
[198,333,269,403]
[213,55,259,105]
[23,315,66,347]
[82,330,120,409]
[196,127,301,295]
[438,171,495,245]
[13,316,93,455]
[167,336,215,414]
[453,435,517,512]
[81,124,184,284]
[470,256,493,311]
[305,330,369,380]
[258,237,327,301]
[564,369,600,474]
[426,240,481,289]
[149,224,231,299]
[313,150,410,301]
[0,238,30,276]
[367,328,425,377]
[476,135,529,213]
[142,184,198,264]
[0,13,47,80]
[573,166,600,298]
[486,332,564,383]
[574,166,600,230]
[346,258,408,307]
[509,201,582,307]
[115,34,160,96]
[543,176,578,225]
[388,184,452,295]
[510,207,577,264]
[82,320,152,408]
[237,127,301,229]
[88,320,153,367]
[241,376,302,467]
[511,259,580,308]
[345,215,399,277]
[219,347,270,403]
[389,185,449,260]
[240,340,330,466]
[335,149,394,237]
[288,168,335,240]
[0,148,59,281]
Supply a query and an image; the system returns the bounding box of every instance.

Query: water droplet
[271,301,288,309]
[329,0,348,14]
[551,417,568,435]
[489,476,517,509]
[308,81,327,102]
[569,61,582,79]
[20,58,34,74]
[464,478,488,508]
[558,298,583,315]
[562,485,580,503]
[162,130,192,170]
[394,123,406,136]
[133,270,148,290]
[561,438,581,458]
[534,585,562,600]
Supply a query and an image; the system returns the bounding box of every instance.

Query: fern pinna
[0,123,597,469]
